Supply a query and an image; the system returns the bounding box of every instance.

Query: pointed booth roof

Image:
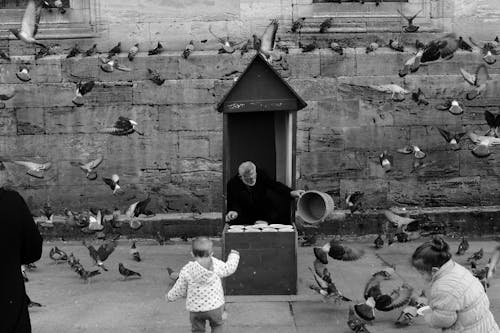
[216,53,307,113]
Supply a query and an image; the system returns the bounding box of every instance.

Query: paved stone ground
[26,236,500,333]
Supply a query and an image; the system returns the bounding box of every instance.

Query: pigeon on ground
[49,246,68,263]
[26,294,43,308]
[365,42,379,54]
[436,99,463,115]
[468,132,500,157]
[119,263,141,280]
[437,128,467,151]
[12,160,51,178]
[346,191,364,213]
[128,43,139,61]
[319,18,332,33]
[291,17,305,33]
[182,40,194,59]
[379,151,393,172]
[102,174,120,194]
[147,68,165,86]
[470,261,490,290]
[397,145,414,154]
[72,80,95,106]
[148,42,164,56]
[70,155,103,180]
[130,241,141,262]
[374,235,384,249]
[460,64,490,100]
[389,39,404,52]
[397,9,421,33]
[412,146,426,159]
[314,239,365,265]
[484,110,500,137]
[411,88,429,105]
[309,266,351,303]
[467,248,484,262]
[107,42,121,58]
[347,306,371,333]
[469,36,500,65]
[299,41,317,53]
[66,44,81,58]
[10,0,46,48]
[456,236,470,255]
[75,266,101,283]
[100,116,144,136]
[0,86,16,101]
[458,37,473,52]
[84,44,97,57]
[16,67,31,82]
[82,236,118,271]
[0,49,10,61]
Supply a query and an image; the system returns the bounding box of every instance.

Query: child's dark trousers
[189,306,224,332]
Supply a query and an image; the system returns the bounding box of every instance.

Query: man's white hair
[238,161,256,176]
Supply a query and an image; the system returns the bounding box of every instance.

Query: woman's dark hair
[411,237,452,272]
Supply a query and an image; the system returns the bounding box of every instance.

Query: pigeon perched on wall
[456,236,469,255]
[365,42,379,54]
[147,68,165,86]
[411,88,429,105]
[469,36,500,65]
[389,39,404,52]
[70,155,103,180]
[72,80,95,106]
[107,42,121,58]
[148,42,164,56]
[119,263,141,280]
[16,67,31,82]
[299,41,317,53]
[379,151,393,172]
[460,64,490,100]
[182,40,194,59]
[468,132,500,157]
[397,9,421,33]
[130,241,141,262]
[436,99,463,115]
[319,18,332,33]
[100,57,132,72]
[84,44,97,57]
[88,210,104,231]
[128,43,139,61]
[10,0,46,48]
[100,116,144,136]
[291,17,305,33]
[66,44,81,58]
[330,41,344,55]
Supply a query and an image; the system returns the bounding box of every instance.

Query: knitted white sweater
[166,251,240,312]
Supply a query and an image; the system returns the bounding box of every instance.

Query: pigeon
[397,9,422,33]
[437,128,467,151]
[88,210,104,231]
[397,145,414,154]
[347,306,371,333]
[291,17,305,33]
[167,267,179,281]
[40,201,54,224]
[259,18,279,60]
[456,236,469,255]
[43,0,65,14]
[16,67,31,82]
[308,266,351,303]
[156,231,166,245]
[389,39,404,52]
[10,0,46,48]
[364,270,412,311]
[0,86,16,101]
[399,49,424,77]
[128,43,139,61]
[147,68,165,86]
[66,44,81,58]
[384,210,416,232]
[487,245,500,280]
[469,36,500,65]
[354,297,376,322]
[119,263,141,280]
[484,110,500,137]
[130,241,141,262]
[458,37,473,52]
[367,84,409,101]
[84,44,97,57]
[312,259,332,283]
[319,18,332,33]
[412,146,426,159]
[467,248,484,262]
[375,0,382,6]
[100,57,132,73]
[395,305,418,327]
[209,25,243,54]
[21,265,29,282]
[379,151,393,172]
[374,234,384,249]
[102,174,120,194]
[26,294,43,308]
[83,237,118,271]
[100,116,144,136]
[148,42,164,56]
[49,246,68,263]
[70,155,103,180]
[239,39,252,56]
[365,42,379,54]
[314,239,364,265]
[0,49,10,61]
[182,40,194,59]
[346,191,364,213]
[470,261,491,290]
[12,160,51,178]
[436,99,463,115]
[411,88,428,105]
[72,80,95,106]
[468,131,500,157]
[25,263,37,271]
[108,42,121,58]
[299,41,316,53]
[330,42,344,55]
[126,196,152,219]
[75,266,101,283]
[408,33,459,74]
[415,39,425,50]
[252,34,261,51]
[460,64,490,100]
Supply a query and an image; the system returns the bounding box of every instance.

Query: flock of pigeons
[306,234,500,332]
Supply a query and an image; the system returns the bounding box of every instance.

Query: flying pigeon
[399,49,424,77]
[468,131,500,157]
[88,210,104,231]
[411,88,429,105]
[0,49,11,61]
[147,68,165,86]
[70,155,103,180]
[367,84,409,101]
[469,36,500,65]
[467,248,484,262]
[148,41,164,56]
[374,234,384,249]
[119,263,141,280]
[107,42,121,58]
[126,196,152,219]
[460,64,490,100]
[346,191,364,213]
[182,40,194,59]
[379,151,393,172]
[83,236,118,271]
[10,0,46,48]
[308,266,351,303]
[208,25,243,54]
[102,174,120,194]
[100,116,144,136]
[314,239,364,265]
[436,99,463,115]
[456,236,469,255]
[291,17,305,33]
[128,43,139,61]
[383,209,415,232]
[12,160,51,178]
[66,44,81,58]
[72,80,95,106]
[259,18,279,60]
[397,9,422,33]
[484,110,500,137]
[16,67,31,82]
[365,42,379,54]
[389,39,404,52]
[319,18,332,33]
[437,128,466,150]
[347,306,371,333]
[0,86,16,101]
[458,37,473,52]
[406,33,459,75]
[330,42,343,55]
[130,241,141,262]
[84,44,97,57]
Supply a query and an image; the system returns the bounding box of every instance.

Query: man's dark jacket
[0,189,43,333]
[226,168,292,225]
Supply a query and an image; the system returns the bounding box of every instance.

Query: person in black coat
[225,161,304,225]
[0,161,43,333]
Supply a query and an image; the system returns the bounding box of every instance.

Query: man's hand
[290,190,305,199]
[225,211,238,222]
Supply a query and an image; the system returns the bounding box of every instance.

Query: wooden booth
[217,53,307,295]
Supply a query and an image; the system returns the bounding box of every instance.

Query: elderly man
[226,161,304,225]
[0,161,43,333]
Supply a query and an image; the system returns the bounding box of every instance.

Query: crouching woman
[412,237,500,333]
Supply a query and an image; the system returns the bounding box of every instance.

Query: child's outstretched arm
[166,269,188,302]
[216,250,240,278]
[421,291,458,329]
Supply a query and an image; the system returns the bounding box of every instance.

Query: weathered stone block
[177,51,251,80]
[60,55,99,82]
[132,79,215,105]
[358,100,395,126]
[320,48,356,78]
[0,108,17,135]
[343,126,410,150]
[286,78,338,101]
[315,99,360,127]
[178,131,211,158]
[297,101,319,129]
[84,83,134,106]
[7,83,74,108]
[308,127,345,152]
[16,107,44,135]
[285,50,321,78]
[403,75,471,99]
[409,125,453,150]
[355,48,407,76]
[479,177,500,206]
[0,58,62,84]
[339,178,389,209]
[459,148,500,177]
[299,150,367,179]
[158,104,221,131]
[296,129,309,153]
[209,132,223,159]
[392,101,463,126]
